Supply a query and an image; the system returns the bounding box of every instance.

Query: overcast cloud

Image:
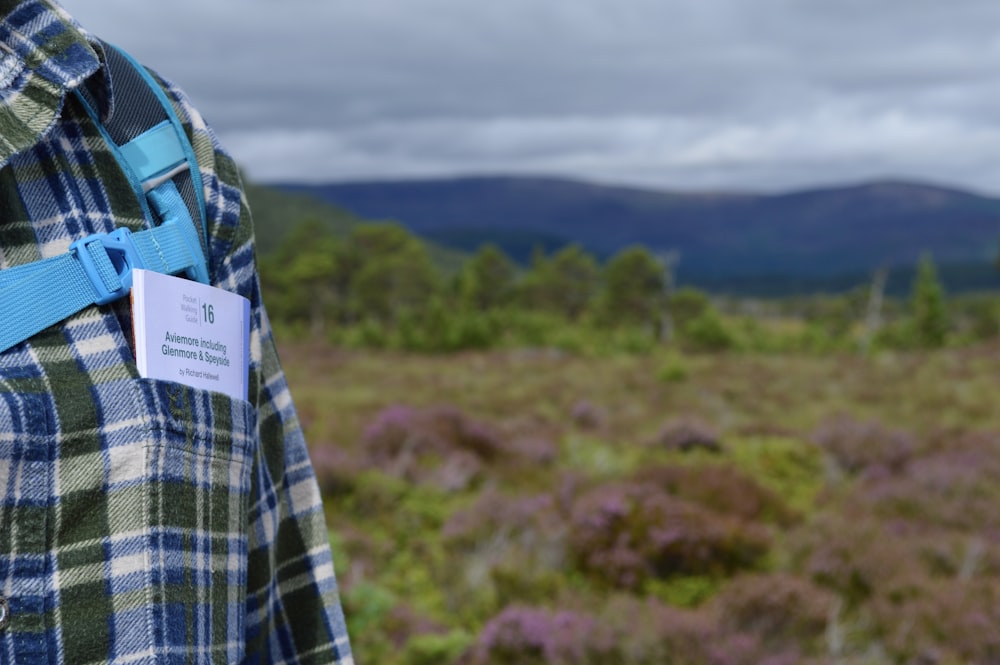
[67,0,1000,194]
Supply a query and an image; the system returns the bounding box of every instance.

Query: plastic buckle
[150,194,210,285]
[70,228,146,305]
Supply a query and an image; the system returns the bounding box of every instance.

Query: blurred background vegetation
[257,205,997,357]
[252,184,1000,665]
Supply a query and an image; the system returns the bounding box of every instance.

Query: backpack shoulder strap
[92,42,210,259]
[0,42,210,354]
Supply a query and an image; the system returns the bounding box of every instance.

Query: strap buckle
[70,228,146,305]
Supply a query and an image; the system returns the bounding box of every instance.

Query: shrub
[711,574,835,651]
[501,310,566,348]
[505,436,559,466]
[342,318,391,349]
[791,501,1000,663]
[570,400,607,430]
[403,304,502,353]
[855,431,1000,530]
[681,307,737,352]
[362,404,507,490]
[874,579,1000,664]
[469,606,614,665]
[600,595,802,665]
[654,416,723,453]
[635,464,797,525]
[657,351,690,383]
[601,596,712,665]
[958,296,1000,342]
[668,287,711,330]
[308,443,361,497]
[601,326,658,355]
[646,575,721,608]
[810,414,915,475]
[702,636,800,665]
[442,491,569,610]
[872,319,916,351]
[442,491,564,550]
[451,310,503,350]
[385,603,451,652]
[341,581,398,664]
[727,436,825,515]
[791,514,924,608]
[569,482,771,589]
[403,630,474,665]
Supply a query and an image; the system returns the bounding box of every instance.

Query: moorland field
[283,340,1000,665]
[252,180,1000,664]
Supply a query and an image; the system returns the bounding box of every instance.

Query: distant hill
[244,183,363,255]
[243,182,468,274]
[276,177,1000,294]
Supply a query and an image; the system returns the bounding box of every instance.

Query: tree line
[260,218,998,354]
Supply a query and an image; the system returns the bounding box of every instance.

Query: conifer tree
[519,244,600,320]
[597,246,664,329]
[260,217,341,336]
[910,253,949,348]
[459,244,517,311]
[347,223,440,324]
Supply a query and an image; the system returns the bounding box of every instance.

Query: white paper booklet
[131,268,251,401]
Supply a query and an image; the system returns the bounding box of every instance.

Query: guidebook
[131,268,251,401]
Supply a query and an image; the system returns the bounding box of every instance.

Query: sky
[67,0,1000,195]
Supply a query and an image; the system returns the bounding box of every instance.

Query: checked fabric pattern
[0,1,353,663]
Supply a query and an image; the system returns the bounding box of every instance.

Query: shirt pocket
[127,378,257,660]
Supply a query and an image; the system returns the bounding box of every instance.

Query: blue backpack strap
[0,224,204,352]
[107,43,209,256]
[0,43,210,354]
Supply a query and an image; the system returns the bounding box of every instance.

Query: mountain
[274,177,1000,294]
[244,183,363,255]
[243,183,468,273]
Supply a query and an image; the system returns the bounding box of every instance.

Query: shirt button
[0,596,8,631]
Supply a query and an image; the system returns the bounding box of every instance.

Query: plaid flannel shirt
[0,1,353,663]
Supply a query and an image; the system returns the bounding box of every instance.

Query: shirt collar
[0,0,109,169]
